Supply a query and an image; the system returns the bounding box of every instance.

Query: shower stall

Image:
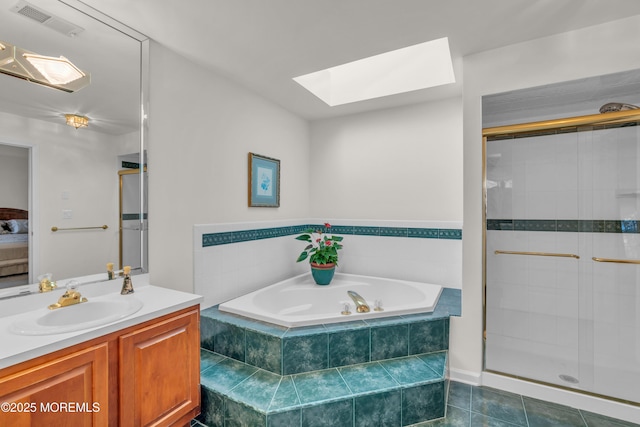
[483,110,640,404]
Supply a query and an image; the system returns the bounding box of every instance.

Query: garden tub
[218,272,443,327]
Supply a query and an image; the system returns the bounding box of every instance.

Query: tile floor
[418,382,639,427]
[192,381,639,426]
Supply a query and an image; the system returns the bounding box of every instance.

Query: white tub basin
[10,294,143,335]
[219,272,443,328]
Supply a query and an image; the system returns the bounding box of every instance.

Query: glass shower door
[485,124,640,404]
[579,125,640,403]
[485,132,582,389]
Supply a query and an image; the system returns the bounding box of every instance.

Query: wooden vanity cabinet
[119,308,200,427]
[0,305,200,427]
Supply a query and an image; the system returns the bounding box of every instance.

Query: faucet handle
[66,280,80,293]
[341,303,351,315]
[38,273,57,293]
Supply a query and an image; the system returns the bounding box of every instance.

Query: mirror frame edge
[52,0,150,278]
[140,38,149,274]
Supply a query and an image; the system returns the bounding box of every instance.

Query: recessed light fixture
[65,114,89,129]
[0,40,90,92]
[293,37,455,106]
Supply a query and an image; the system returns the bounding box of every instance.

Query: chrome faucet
[347,290,370,313]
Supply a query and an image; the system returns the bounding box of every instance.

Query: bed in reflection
[0,208,29,288]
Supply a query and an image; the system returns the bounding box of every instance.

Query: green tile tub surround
[487,218,640,233]
[402,381,446,425]
[282,332,329,375]
[225,399,266,427]
[198,349,448,427]
[199,288,460,376]
[329,327,371,368]
[354,390,402,427]
[370,323,409,361]
[202,223,462,247]
[246,329,282,374]
[302,399,353,427]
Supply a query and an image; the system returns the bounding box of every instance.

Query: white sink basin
[10,294,143,335]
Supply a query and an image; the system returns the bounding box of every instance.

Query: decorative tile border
[202,223,462,247]
[487,219,640,233]
[122,213,148,221]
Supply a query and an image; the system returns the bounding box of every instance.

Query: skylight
[293,37,455,107]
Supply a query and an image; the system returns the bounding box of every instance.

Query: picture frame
[248,152,280,207]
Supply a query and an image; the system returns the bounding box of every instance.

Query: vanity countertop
[0,274,203,370]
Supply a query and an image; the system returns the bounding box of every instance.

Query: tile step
[198,349,448,426]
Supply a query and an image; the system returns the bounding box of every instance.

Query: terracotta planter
[310,262,335,285]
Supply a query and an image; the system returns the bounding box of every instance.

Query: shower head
[599,102,639,113]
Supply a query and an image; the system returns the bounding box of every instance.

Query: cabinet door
[119,308,200,427]
[0,343,109,427]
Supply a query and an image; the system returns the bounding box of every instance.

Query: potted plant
[295,223,344,285]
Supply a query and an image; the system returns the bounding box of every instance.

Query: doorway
[0,143,30,288]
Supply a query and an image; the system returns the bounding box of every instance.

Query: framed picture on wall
[248,152,280,207]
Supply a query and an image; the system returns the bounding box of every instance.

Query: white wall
[461,13,640,418]
[0,111,131,279]
[147,41,311,293]
[310,99,463,221]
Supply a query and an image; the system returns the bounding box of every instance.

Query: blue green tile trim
[122,213,148,220]
[487,218,640,233]
[202,223,462,247]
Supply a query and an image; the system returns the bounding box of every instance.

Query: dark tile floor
[191,381,640,426]
[419,382,639,427]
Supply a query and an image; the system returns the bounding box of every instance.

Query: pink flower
[324,223,331,228]
[316,238,321,243]
[325,240,332,246]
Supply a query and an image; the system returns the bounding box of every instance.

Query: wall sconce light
[0,40,90,92]
[65,114,89,129]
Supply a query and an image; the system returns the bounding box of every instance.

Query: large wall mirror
[0,0,148,292]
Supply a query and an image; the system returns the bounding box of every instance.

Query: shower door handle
[592,257,640,264]
[495,250,580,259]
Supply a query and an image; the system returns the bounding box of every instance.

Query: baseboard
[448,367,481,386]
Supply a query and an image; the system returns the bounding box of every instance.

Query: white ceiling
[4,0,640,131]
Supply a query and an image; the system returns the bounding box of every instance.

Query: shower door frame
[482,108,640,405]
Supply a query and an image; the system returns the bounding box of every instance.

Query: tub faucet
[347,291,370,313]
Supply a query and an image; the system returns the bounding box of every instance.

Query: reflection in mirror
[0,0,148,292]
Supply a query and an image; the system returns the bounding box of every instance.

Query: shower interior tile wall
[194,219,462,309]
[487,133,580,220]
[488,126,640,220]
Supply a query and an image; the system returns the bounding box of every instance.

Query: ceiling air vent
[10,1,84,37]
